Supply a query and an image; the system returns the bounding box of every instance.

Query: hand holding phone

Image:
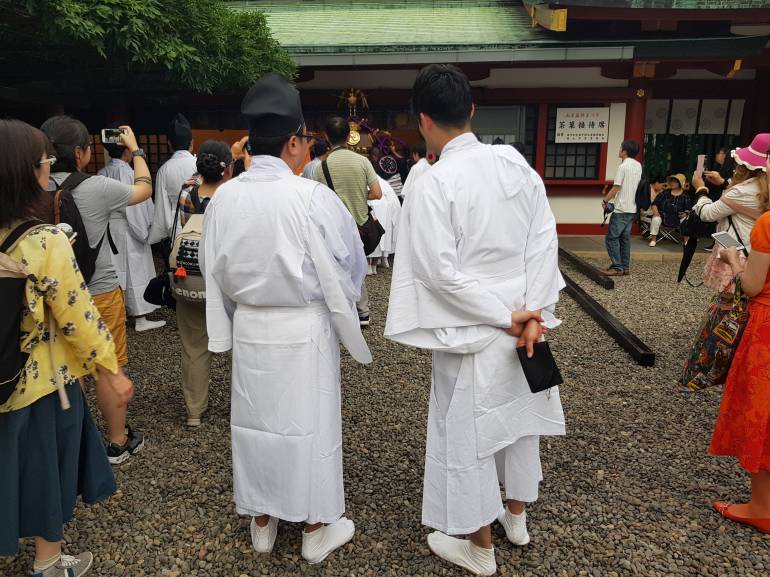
[712,231,744,251]
[101,128,125,144]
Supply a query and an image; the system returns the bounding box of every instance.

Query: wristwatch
[131,148,147,159]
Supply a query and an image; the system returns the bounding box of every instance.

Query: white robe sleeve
[125,199,154,243]
[523,173,565,326]
[309,185,367,300]
[200,201,234,353]
[149,167,173,243]
[409,174,513,330]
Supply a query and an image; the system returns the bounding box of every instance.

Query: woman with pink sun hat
[692,133,770,293]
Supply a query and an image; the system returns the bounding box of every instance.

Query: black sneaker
[359,314,370,327]
[106,426,145,465]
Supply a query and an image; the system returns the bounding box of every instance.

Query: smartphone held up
[101,128,125,144]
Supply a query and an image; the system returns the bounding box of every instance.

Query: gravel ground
[3,258,769,577]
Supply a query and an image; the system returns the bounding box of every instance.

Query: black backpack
[0,221,44,405]
[46,174,117,283]
[635,170,651,211]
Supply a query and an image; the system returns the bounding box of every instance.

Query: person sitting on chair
[648,173,692,247]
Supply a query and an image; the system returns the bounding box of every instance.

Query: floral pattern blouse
[0,225,117,413]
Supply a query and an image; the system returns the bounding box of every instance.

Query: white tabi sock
[497,508,530,546]
[135,316,166,332]
[426,532,497,576]
[301,517,355,564]
[250,516,278,553]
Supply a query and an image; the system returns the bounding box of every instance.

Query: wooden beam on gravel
[562,272,655,367]
[559,247,615,290]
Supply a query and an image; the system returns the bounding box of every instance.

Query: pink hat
[732,133,770,172]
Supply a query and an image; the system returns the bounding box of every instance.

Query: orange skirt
[709,300,770,473]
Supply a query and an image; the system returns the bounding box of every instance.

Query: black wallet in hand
[516,341,563,394]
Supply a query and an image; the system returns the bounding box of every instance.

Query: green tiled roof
[227,0,546,52]
[552,0,770,8]
[226,0,770,63]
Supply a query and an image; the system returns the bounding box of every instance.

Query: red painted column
[624,88,647,162]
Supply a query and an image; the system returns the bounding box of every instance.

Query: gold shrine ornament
[347,119,362,147]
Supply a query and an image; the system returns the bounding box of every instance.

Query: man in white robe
[201,73,371,565]
[150,114,197,244]
[385,64,565,576]
[368,176,402,271]
[401,142,431,200]
[98,145,165,332]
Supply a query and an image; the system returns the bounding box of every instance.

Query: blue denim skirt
[0,384,116,555]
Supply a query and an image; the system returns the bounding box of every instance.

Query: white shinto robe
[150,150,197,242]
[384,133,566,534]
[98,159,158,317]
[400,157,430,199]
[368,177,402,258]
[201,156,370,524]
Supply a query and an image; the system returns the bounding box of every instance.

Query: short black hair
[40,115,90,173]
[325,116,349,146]
[248,134,291,158]
[0,119,51,228]
[621,140,640,159]
[167,114,193,151]
[311,139,330,159]
[103,142,127,160]
[411,64,473,130]
[412,142,426,158]
[196,140,233,184]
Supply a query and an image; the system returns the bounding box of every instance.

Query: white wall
[548,196,602,225]
[604,102,626,181]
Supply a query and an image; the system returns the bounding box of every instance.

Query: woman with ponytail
[176,140,232,427]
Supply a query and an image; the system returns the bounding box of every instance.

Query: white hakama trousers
[422,332,564,535]
[231,301,345,524]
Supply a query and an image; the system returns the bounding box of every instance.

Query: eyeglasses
[37,155,56,167]
[294,128,316,143]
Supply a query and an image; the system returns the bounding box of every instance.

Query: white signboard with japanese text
[555,107,610,143]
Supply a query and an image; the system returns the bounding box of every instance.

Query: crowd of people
[0,63,768,577]
[601,131,770,536]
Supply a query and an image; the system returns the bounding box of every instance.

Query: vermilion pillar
[624,88,647,162]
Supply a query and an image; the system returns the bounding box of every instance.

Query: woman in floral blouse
[0,119,133,577]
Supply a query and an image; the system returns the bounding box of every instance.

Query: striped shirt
[312,148,378,225]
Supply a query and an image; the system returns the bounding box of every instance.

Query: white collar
[245,155,294,179]
[439,132,480,158]
[109,158,130,167]
[171,150,194,159]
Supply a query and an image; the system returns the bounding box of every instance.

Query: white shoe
[250,516,278,553]
[648,239,657,247]
[497,508,530,546]
[301,517,355,564]
[427,532,496,576]
[135,317,166,332]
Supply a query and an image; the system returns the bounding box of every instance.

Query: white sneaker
[426,532,496,576]
[648,239,657,247]
[250,516,278,553]
[135,317,166,332]
[497,508,530,546]
[301,517,355,564]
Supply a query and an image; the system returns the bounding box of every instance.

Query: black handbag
[321,158,385,256]
[143,189,185,310]
[516,341,563,394]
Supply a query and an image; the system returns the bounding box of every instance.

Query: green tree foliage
[0,0,295,95]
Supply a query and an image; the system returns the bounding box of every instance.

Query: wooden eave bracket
[524,1,568,32]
